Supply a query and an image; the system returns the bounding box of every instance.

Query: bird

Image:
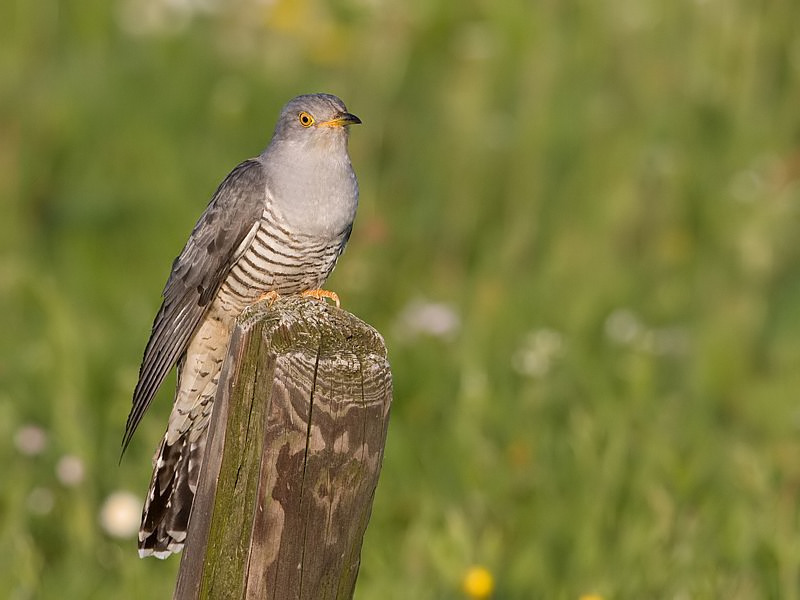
[122,93,361,559]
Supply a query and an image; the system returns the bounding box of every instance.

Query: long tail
[137,312,231,558]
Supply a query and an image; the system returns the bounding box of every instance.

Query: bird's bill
[320,112,362,127]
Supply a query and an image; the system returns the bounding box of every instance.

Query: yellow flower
[463,565,494,599]
[579,595,605,600]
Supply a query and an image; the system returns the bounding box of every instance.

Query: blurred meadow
[3,0,800,597]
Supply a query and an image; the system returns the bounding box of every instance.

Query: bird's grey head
[261,93,361,238]
[271,93,361,150]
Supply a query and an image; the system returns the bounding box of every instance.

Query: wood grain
[174,296,392,600]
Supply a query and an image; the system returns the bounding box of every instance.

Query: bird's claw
[256,290,280,306]
[300,289,340,308]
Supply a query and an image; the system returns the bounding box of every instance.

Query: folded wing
[122,159,267,452]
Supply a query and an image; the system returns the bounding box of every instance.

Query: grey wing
[122,158,267,453]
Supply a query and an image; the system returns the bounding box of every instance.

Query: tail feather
[137,306,231,558]
[138,431,208,558]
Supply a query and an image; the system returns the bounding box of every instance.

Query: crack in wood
[174,297,391,600]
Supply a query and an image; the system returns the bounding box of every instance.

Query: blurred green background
[3,0,800,598]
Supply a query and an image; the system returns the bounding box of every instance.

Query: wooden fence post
[173,296,392,600]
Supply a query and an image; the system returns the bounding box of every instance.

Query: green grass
[3,0,800,597]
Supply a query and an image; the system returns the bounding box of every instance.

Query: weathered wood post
[173,296,392,600]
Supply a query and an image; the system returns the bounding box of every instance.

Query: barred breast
[215,201,349,316]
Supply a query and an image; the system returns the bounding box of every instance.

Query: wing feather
[122,159,267,452]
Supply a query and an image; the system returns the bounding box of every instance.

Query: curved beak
[320,112,362,127]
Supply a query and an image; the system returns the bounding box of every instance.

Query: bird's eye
[298,111,314,127]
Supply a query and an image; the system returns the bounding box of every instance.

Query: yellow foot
[300,289,340,308]
[256,290,280,306]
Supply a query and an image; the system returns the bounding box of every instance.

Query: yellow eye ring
[298,111,315,127]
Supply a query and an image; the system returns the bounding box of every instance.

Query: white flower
[394,299,460,341]
[100,491,142,539]
[56,455,86,487]
[512,328,565,378]
[604,309,642,346]
[14,424,48,456]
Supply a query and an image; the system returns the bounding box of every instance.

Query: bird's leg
[256,290,280,306]
[300,289,340,308]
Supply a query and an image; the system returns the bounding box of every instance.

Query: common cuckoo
[123,93,361,558]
